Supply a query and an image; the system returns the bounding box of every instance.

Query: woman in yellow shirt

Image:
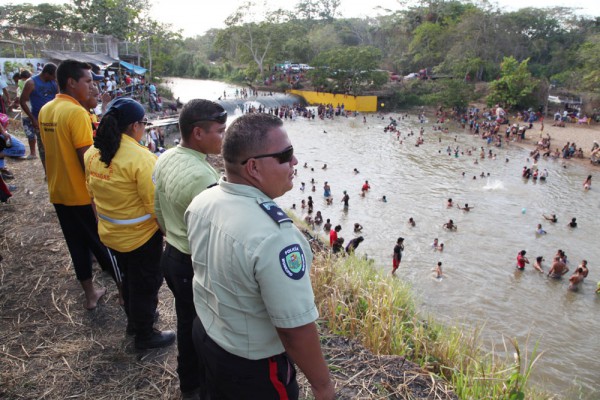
[85,97,174,349]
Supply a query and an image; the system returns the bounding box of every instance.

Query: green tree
[217,2,290,78]
[1,3,70,30]
[68,0,152,40]
[487,56,538,109]
[295,0,340,21]
[424,79,475,109]
[576,33,600,93]
[407,22,447,69]
[309,46,384,95]
[436,9,503,81]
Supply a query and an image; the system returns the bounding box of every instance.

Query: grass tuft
[310,252,549,399]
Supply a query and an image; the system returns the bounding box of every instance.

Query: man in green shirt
[153,99,226,400]
[185,113,334,400]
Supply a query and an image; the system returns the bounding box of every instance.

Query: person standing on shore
[38,60,116,310]
[153,99,227,398]
[185,113,335,400]
[20,63,59,168]
[85,97,175,350]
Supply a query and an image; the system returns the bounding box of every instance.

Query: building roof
[41,50,118,66]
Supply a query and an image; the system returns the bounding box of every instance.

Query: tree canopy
[2,0,599,108]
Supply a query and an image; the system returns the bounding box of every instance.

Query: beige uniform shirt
[185,179,318,360]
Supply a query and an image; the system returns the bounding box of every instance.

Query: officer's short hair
[179,99,226,141]
[223,113,283,164]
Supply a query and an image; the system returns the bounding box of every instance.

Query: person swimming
[443,219,457,230]
[583,174,592,190]
[457,203,473,211]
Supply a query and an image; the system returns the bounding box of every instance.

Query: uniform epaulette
[259,201,292,224]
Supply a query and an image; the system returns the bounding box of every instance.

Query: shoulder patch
[259,201,292,224]
[279,244,306,280]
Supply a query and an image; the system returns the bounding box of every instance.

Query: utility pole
[147,37,152,80]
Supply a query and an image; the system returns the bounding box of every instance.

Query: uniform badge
[279,244,306,280]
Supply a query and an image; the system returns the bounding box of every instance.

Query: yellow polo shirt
[38,94,93,205]
[84,134,158,252]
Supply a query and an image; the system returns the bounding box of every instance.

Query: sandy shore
[525,120,600,157]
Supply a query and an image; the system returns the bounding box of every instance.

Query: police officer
[185,113,335,400]
[153,99,227,400]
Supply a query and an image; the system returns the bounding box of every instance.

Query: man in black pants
[38,59,117,310]
[153,99,227,400]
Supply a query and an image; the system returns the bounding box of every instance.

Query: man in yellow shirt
[38,60,117,310]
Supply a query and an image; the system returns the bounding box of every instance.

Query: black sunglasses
[192,110,228,125]
[241,146,294,165]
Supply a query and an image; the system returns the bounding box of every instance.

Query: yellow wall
[287,90,378,112]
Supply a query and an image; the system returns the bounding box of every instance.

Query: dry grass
[0,136,456,399]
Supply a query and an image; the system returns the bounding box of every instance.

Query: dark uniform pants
[110,230,163,337]
[53,204,116,283]
[162,243,206,395]
[192,318,299,400]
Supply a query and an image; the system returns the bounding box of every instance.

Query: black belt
[165,243,192,264]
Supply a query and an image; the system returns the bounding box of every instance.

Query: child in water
[435,262,443,278]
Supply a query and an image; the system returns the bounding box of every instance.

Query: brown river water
[169,78,600,397]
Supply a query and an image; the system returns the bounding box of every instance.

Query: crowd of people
[2,58,600,399]
[286,104,598,292]
[1,59,338,400]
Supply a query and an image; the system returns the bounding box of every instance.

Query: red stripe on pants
[268,357,288,399]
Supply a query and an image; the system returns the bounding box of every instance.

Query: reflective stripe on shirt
[98,213,151,225]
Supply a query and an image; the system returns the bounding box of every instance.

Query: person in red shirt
[361,180,370,195]
[516,250,529,270]
[329,225,341,247]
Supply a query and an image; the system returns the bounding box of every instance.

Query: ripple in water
[482,178,505,190]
